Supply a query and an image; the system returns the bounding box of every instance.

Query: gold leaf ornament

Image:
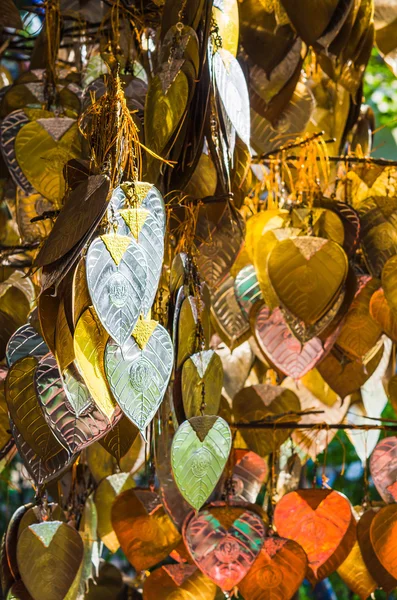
[16,521,84,600]
[15,116,81,203]
[267,236,348,325]
[95,473,136,553]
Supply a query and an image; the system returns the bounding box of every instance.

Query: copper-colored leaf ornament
[238,536,308,600]
[274,489,355,584]
[370,504,397,580]
[370,436,397,503]
[357,508,397,593]
[111,488,181,572]
[183,504,266,590]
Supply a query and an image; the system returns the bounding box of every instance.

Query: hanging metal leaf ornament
[370,504,397,580]
[6,324,49,368]
[111,488,182,571]
[86,235,147,347]
[369,436,397,503]
[181,350,223,418]
[94,473,136,553]
[5,356,65,462]
[357,508,397,593]
[183,504,266,590]
[105,320,173,435]
[171,415,232,511]
[35,353,121,454]
[210,275,251,350]
[233,385,301,456]
[196,205,245,289]
[54,300,74,374]
[111,181,166,234]
[337,538,377,600]
[16,521,84,600]
[267,237,348,326]
[72,258,91,328]
[213,49,250,146]
[176,295,211,369]
[155,417,192,531]
[14,116,82,203]
[10,420,73,488]
[98,416,140,464]
[34,174,110,268]
[230,450,268,505]
[74,306,119,421]
[239,537,308,600]
[252,304,340,379]
[274,489,356,585]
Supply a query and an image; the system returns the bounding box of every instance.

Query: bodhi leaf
[171,415,232,510]
[111,488,181,571]
[16,521,84,600]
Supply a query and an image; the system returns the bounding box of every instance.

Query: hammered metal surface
[35,354,122,454]
[184,506,265,590]
[171,416,232,510]
[111,182,166,234]
[86,236,147,347]
[105,324,173,434]
[6,324,49,368]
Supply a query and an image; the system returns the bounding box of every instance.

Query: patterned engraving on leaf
[183,507,265,590]
[171,416,232,510]
[0,109,34,193]
[105,324,173,433]
[35,354,122,454]
[86,236,147,346]
[6,324,48,367]
[111,182,166,233]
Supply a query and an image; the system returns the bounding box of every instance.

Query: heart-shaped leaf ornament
[15,115,82,203]
[112,206,164,317]
[251,304,340,379]
[181,350,223,418]
[111,488,181,572]
[105,319,173,436]
[171,416,232,511]
[111,181,166,234]
[5,356,65,463]
[370,504,397,580]
[86,234,147,347]
[238,536,308,600]
[274,489,355,584]
[369,436,397,503]
[357,508,397,593]
[35,353,121,454]
[267,237,348,325]
[16,521,84,600]
[183,504,266,590]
